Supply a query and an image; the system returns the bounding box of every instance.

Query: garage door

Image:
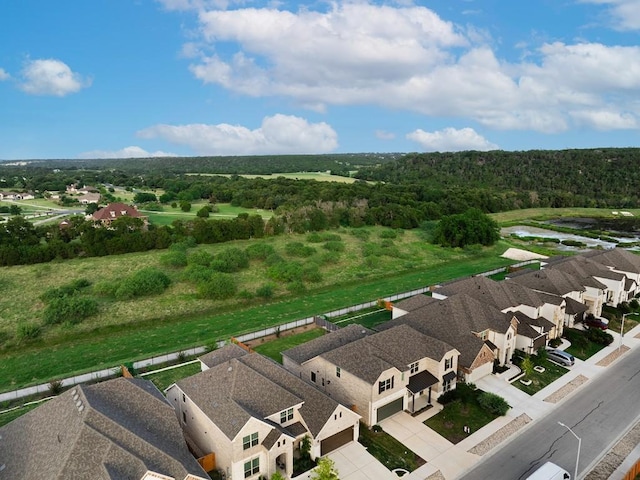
[376,397,403,423]
[320,426,354,455]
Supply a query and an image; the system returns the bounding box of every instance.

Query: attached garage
[320,426,354,455]
[375,397,404,423]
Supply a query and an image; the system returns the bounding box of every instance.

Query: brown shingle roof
[0,378,208,480]
[392,294,438,312]
[92,202,144,221]
[435,276,545,310]
[508,268,586,296]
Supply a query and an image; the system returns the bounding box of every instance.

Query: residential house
[381,293,518,383]
[165,345,360,480]
[433,275,561,344]
[283,324,459,426]
[507,268,590,328]
[0,192,34,201]
[0,377,209,480]
[91,202,147,228]
[78,192,101,204]
[583,248,640,299]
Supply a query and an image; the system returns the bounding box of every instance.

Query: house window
[182,393,186,402]
[444,357,453,370]
[409,362,419,374]
[243,432,259,450]
[443,379,453,392]
[182,411,187,424]
[378,376,394,394]
[280,407,294,424]
[244,458,260,478]
[311,372,316,383]
[336,367,341,378]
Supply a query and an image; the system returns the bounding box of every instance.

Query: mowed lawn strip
[252,328,326,363]
[0,247,515,392]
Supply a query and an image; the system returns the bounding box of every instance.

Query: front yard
[511,355,570,395]
[423,384,506,443]
[359,423,425,472]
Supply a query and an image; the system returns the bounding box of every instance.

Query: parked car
[584,317,608,330]
[546,349,575,367]
[526,461,571,479]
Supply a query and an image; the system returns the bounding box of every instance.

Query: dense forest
[2,147,640,266]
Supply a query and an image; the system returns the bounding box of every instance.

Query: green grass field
[188,171,358,183]
[0,230,520,392]
[489,207,640,224]
[252,328,326,363]
[143,203,273,226]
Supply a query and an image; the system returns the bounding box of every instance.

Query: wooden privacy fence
[623,458,640,480]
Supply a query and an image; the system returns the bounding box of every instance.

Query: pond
[500,225,636,251]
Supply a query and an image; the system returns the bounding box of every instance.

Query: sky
[1,0,640,159]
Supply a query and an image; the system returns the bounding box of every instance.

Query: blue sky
[1,0,639,159]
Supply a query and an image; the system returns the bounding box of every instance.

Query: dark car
[584,317,608,330]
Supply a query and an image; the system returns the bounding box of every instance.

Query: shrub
[379,229,397,239]
[187,250,214,267]
[287,281,307,294]
[211,247,249,273]
[43,296,99,325]
[536,346,548,361]
[348,228,370,241]
[48,379,64,395]
[438,389,460,405]
[585,328,614,346]
[197,273,237,300]
[256,283,275,299]
[245,243,276,260]
[268,261,303,283]
[115,268,171,300]
[630,299,639,310]
[40,278,92,302]
[548,337,563,348]
[285,242,316,258]
[160,250,188,268]
[323,241,345,252]
[477,392,510,416]
[618,301,631,314]
[307,232,342,243]
[17,323,41,340]
[303,265,323,283]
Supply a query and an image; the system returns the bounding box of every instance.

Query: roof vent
[228,366,233,372]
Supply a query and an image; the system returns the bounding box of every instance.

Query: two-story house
[165,345,360,480]
[0,377,209,480]
[283,324,459,426]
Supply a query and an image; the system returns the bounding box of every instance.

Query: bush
[43,296,99,325]
[197,273,237,300]
[437,389,460,405]
[210,247,249,273]
[307,232,342,243]
[256,283,275,299]
[48,379,64,395]
[187,250,214,267]
[323,241,345,252]
[245,243,276,260]
[114,268,171,300]
[17,323,41,340]
[536,346,548,361]
[379,229,397,239]
[285,242,316,258]
[40,278,91,302]
[302,264,323,283]
[618,301,631,314]
[548,337,563,348]
[477,392,510,416]
[268,261,303,282]
[585,328,614,346]
[287,281,307,294]
[160,250,188,268]
[630,299,639,310]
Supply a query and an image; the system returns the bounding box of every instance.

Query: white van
[526,461,571,480]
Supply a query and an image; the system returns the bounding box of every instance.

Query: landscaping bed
[512,353,569,395]
[564,327,612,360]
[359,423,425,472]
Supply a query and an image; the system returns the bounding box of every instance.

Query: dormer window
[280,407,294,424]
[409,362,419,374]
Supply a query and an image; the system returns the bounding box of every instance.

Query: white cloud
[580,0,640,30]
[0,68,9,81]
[79,146,177,159]
[407,127,498,152]
[19,59,90,96]
[171,1,640,134]
[137,114,338,155]
[570,109,638,130]
[375,130,396,140]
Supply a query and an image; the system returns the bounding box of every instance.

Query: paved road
[462,345,640,480]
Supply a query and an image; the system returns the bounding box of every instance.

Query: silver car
[547,349,575,367]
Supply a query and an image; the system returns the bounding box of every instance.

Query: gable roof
[392,294,438,312]
[0,378,208,480]
[507,268,586,296]
[583,248,640,275]
[376,294,509,368]
[319,324,455,384]
[511,311,554,339]
[199,343,249,369]
[92,202,144,221]
[547,256,619,286]
[282,324,373,365]
[180,346,353,440]
[435,276,545,310]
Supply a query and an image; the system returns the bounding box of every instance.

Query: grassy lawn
[142,362,203,391]
[488,262,540,281]
[512,356,570,395]
[144,203,273,226]
[563,329,608,360]
[359,423,424,472]
[602,307,640,336]
[332,308,393,329]
[252,328,326,363]
[423,386,499,444]
[0,234,520,392]
[196,171,359,183]
[489,208,634,224]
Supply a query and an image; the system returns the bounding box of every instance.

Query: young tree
[310,457,339,480]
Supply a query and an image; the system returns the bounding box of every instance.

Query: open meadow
[0,227,521,392]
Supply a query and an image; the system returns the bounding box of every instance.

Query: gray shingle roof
[282,324,373,364]
[565,296,589,315]
[0,378,209,480]
[548,257,617,287]
[511,311,553,339]
[507,268,587,296]
[583,248,640,274]
[436,276,545,310]
[183,346,350,440]
[199,342,249,369]
[392,294,438,312]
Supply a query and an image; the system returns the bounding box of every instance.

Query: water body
[500,225,630,251]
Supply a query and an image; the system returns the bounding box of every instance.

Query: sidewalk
[379,323,640,480]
